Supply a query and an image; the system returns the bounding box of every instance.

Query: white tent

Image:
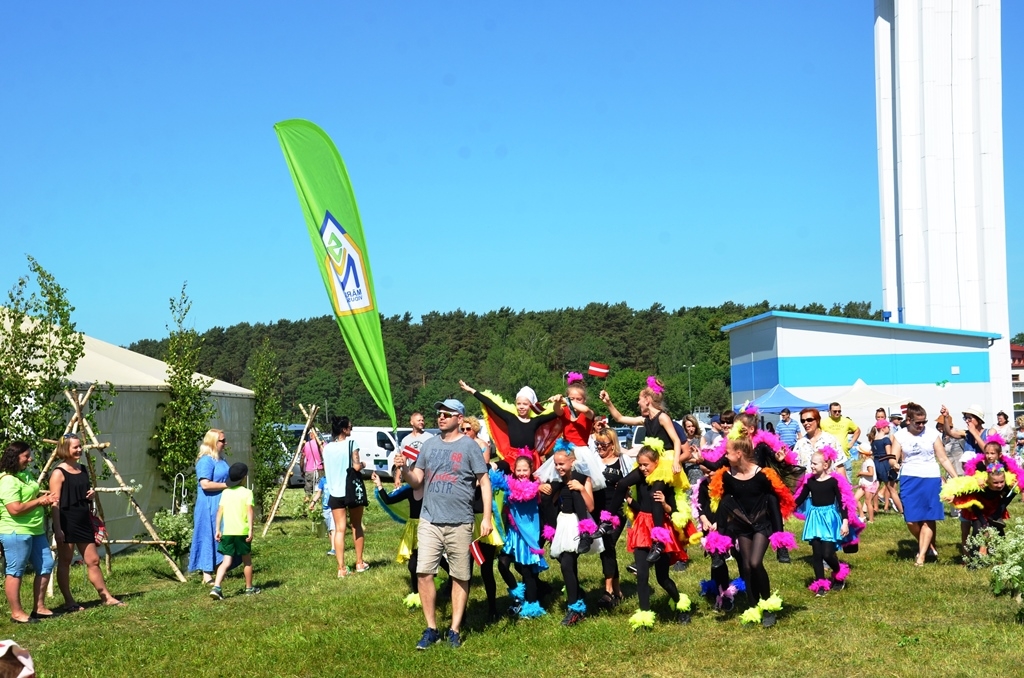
[831,379,905,409]
[66,334,254,553]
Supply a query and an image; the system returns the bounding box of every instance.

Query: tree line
[129,300,882,426]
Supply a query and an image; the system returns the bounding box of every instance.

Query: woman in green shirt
[0,441,59,623]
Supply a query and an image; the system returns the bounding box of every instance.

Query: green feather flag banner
[274,119,396,429]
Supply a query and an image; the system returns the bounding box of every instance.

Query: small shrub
[149,509,193,562]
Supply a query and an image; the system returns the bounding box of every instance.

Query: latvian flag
[588,361,610,379]
[469,539,486,566]
[401,445,419,462]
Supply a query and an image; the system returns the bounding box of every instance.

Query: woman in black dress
[49,434,121,610]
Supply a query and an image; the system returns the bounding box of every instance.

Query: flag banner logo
[588,362,610,379]
[469,539,486,566]
[275,118,397,429]
[321,210,373,315]
[401,445,419,462]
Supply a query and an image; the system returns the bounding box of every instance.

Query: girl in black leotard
[705,436,795,628]
[792,451,854,597]
[612,441,694,630]
[600,376,691,475]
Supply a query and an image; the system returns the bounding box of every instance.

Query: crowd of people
[261,372,1022,650]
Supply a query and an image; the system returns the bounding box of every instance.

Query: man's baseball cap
[710,414,721,424]
[433,399,466,416]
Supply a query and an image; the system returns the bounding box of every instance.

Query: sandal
[337,568,349,578]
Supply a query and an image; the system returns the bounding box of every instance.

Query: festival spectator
[819,402,860,480]
[0,441,58,623]
[50,434,121,611]
[869,420,903,515]
[407,398,491,650]
[188,429,231,585]
[891,402,959,566]
[300,429,323,498]
[990,411,1014,453]
[681,415,704,487]
[775,408,801,450]
[937,404,987,457]
[460,416,490,461]
[793,409,842,473]
[397,413,433,481]
[703,415,723,449]
[323,416,368,577]
[889,412,904,429]
[209,462,259,599]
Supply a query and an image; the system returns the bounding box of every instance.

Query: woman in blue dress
[187,429,230,584]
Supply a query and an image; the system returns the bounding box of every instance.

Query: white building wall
[874,0,1011,416]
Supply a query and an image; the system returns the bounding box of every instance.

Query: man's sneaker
[244,586,261,595]
[209,586,223,600]
[445,628,462,648]
[776,547,791,564]
[576,532,594,554]
[560,610,584,627]
[416,627,441,650]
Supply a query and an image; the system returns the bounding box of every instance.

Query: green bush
[149,509,193,561]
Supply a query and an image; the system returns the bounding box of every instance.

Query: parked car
[614,427,632,447]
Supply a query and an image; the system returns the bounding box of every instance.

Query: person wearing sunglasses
[891,402,959,566]
[405,399,491,650]
[936,403,988,458]
[792,409,842,474]
[819,402,860,481]
[188,429,233,585]
[460,416,491,461]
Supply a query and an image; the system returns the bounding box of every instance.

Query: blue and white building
[723,311,1000,429]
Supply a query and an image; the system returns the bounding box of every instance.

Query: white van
[342,427,411,479]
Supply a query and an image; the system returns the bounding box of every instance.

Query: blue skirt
[899,475,945,523]
[802,504,843,544]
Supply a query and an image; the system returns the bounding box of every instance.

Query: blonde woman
[460,416,491,463]
[594,427,633,609]
[50,434,121,610]
[188,429,231,584]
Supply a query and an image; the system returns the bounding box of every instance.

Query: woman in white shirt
[891,402,958,567]
[792,408,842,473]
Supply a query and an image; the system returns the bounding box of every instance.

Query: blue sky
[2,2,1021,347]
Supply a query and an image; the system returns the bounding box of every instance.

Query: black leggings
[558,552,583,605]
[736,532,770,604]
[600,519,626,579]
[809,538,840,580]
[473,543,517,610]
[766,494,784,534]
[408,550,449,594]
[515,563,541,603]
[633,548,679,610]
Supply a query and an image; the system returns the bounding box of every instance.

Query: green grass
[16,487,1024,678]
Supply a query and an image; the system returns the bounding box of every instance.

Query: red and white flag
[588,362,610,379]
[469,539,486,566]
[401,445,419,462]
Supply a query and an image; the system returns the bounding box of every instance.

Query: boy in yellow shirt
[210,463,259,599]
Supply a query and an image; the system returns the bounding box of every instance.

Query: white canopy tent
[828,379,906,439]
[65,334,254,553]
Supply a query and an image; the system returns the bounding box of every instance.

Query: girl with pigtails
[702,436,795,627]
[791,447,863,597]
[600,376,691,475]
[610,438,699,630]
[491,455,549,619]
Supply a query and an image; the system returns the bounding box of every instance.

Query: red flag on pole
[469,539,486,565]
[588,362,610,379]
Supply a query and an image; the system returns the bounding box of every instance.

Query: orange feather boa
[707,466,795,519]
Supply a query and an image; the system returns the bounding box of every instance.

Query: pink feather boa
[752,429,783,454]
[507,476,540,503]
[987,432,1008,447]
[542,525,556,541]
[808,579,831,593]
[599,511,621,528]
[703,530,733,555]
[702,437,727,464]
[578,518,598,535]
[964,454,1024,490]
[690,477,704,518]
[835,562,850,581]
[650,526,672,543]
[769,531,797,552]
